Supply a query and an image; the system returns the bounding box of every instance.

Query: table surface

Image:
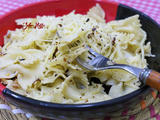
[0,0,160,25]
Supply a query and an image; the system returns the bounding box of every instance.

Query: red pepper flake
[6,34,11,38]
[70,80,72,82]
[87,33,95,39]
[0,53,7,56]
[58,24,62,27]
[12,84,20,89]
[81,28,84,31]
[96,25,99,28]
[12,81,20,89]
[87,34,92,39]
[33,78,41,84]
[112,37,116,46]
[63,57,66,62]
[85,100,88,103]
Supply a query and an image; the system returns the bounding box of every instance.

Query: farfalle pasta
[0,4,153,103]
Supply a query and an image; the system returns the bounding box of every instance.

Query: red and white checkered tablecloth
[0,0,160,24]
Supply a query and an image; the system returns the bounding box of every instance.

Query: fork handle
[141,69,160,91]
[145,70,160,91]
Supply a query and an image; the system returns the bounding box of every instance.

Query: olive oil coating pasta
[0,4,153,103]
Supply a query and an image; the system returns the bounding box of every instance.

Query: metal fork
[76,45,160,91]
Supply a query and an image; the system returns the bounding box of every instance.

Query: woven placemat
[0,89,160,120]
[0,99,43,120]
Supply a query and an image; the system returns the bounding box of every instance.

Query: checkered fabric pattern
[108,0,160,24]
[0,0,160,24]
